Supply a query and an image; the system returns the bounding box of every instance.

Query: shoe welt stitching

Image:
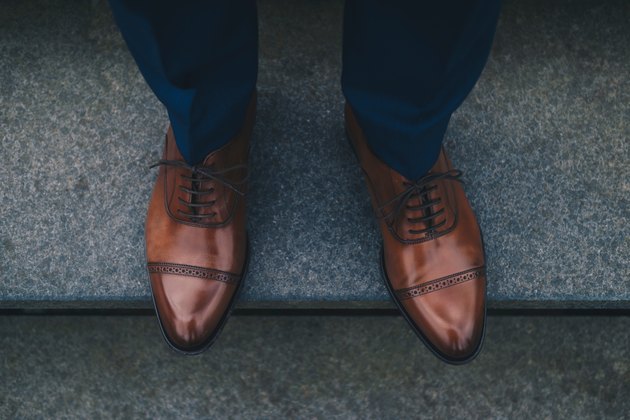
[395,267,485,301]
[147,262,240,284]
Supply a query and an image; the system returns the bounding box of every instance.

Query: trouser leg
[342,0,501,180]
[108,0,258,164]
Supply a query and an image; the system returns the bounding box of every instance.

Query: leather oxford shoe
[346,104,486,364]
[145,93,255,354]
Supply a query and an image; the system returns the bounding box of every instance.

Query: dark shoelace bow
[150,159,248,220]
[378,169,463,235]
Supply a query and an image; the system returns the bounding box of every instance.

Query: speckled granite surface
[0,0,628,308]
[1,315,629,418]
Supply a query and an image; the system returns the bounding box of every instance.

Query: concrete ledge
[3,299,630,311]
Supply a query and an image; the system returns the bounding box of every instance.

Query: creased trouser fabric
[342,0,501,179]
[108,0,258,165]
[108,0,500,179]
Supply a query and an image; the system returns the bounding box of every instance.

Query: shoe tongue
[163,127,235,224]
[389,170,445,240]
[385,171,417,238]
[402,188,434,238]
[189,171,215,216]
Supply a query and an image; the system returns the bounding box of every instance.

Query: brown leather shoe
[145,94,256,354]
[345,104,486,364]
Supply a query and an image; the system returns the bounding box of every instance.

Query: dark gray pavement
[0,0,628,308]
[0,315,628,418]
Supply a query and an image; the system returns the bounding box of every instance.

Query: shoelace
[378,169,463,235]
[150,159,248,220]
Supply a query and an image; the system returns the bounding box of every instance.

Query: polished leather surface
[145,94,256,353]
[345,104,486,363]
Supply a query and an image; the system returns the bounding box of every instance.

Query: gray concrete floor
[0,315,628,419]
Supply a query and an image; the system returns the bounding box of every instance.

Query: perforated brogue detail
[147,262,240,284]
[395,267,485,300]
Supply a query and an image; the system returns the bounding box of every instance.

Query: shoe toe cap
[401,276,486,362]
[430,312,484,361]
[149,272,238,352]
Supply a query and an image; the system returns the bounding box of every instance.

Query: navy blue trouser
[108,0,500,180]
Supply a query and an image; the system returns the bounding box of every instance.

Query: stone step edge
[1,298,628,310]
